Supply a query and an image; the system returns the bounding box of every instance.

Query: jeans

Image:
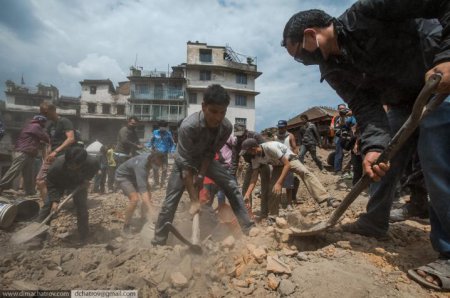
[93,167,107,193]
[242,163,271,218]
[357,107,417,236]
[37,187,89,239]
[153,159,254,244]
[418,99,450,256]
[334,137,344,172]
[299,144,323,170]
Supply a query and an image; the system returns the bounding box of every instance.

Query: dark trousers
[351,152,363,186]
[153,159,254,244]
[358,107,415,235]
[93,168,107,193]
[299,144,323,170]
[107,166,116,191]
[37,187,89,239]
[242,163,271,218]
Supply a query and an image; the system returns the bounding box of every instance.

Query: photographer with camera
[332,104,356,175]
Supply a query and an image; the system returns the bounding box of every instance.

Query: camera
[339,108,350,116]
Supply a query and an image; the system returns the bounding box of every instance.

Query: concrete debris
[266,255,292,274]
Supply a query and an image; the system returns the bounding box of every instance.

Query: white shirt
[251,141,294,169]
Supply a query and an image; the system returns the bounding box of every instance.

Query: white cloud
[57,53,125,82]
[1,0,354,131]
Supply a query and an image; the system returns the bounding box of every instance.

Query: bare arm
[47,130,75,162]
[289,134,298,154]
[244,169,259,199]
[273,156,291,195]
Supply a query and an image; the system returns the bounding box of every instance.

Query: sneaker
[322,197,340,208]
[389,205,429,222]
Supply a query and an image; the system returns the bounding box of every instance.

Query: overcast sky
[0,0,354,131]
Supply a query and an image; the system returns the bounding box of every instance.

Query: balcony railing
[130,89,185,100]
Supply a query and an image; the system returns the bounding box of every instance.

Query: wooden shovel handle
[41,186,81,225]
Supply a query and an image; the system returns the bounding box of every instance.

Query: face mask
[295,36,324,65]
[160,127,167,132]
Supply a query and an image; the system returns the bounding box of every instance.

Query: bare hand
[272,183,282,195]
[189,200,200,215]
[46,151,57,162]
[51,202,59,213]
[193,175,204,191]
[363,151,390,181]
[425,61,450,93]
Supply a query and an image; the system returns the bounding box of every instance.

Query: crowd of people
[1,0,449,291]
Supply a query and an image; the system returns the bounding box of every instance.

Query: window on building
[188,92,197,104]
[136,84,150,95]
[102,104,111,114]
[199,70,211,81]
[117,105,125,115]
[236,73,248,84]
[170,106,179,115]
[134,104,142,114]
[142,105,150,115]
[90,86,97,94]
[235,118,247,126]
[199,49,212,62]
[235,95,247,106]
[88,103,96,114]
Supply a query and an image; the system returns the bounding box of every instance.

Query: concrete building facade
[183,41,261,131]
[79,79,128,146]
[127,67,186,140]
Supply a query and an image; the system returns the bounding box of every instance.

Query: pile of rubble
[0,150,447,297]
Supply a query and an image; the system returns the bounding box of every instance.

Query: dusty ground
[0,148,449,297]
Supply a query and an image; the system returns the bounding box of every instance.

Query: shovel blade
[290,221,331,237]
[10,222,49,244]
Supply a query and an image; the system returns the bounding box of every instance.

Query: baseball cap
[239,138,258,156]
[33,115,47,123]
[234,123,246,137]
[277,120,287,128]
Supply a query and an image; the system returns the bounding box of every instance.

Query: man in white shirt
[241,138,338,217]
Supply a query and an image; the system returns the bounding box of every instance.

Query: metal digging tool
[10,187,80,244]
[291,73,448,237]
[163,221,203,254]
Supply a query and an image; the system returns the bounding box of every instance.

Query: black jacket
[47,155,99,203]
[319,0,449,154]
[298,122,321,146]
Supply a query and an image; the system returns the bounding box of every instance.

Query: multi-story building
[79,79,128,146]
[127,67,186,140]
[182,41,261,130]
[0,80,78,174]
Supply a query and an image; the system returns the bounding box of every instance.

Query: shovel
[10,187,81,244]
[163,221,203,254]
[291,73,448,236]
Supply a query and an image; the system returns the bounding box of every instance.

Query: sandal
[407,258,450,291]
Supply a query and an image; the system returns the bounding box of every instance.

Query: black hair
[128,116,139,122]
[300,114,309,121]
[159,120,168,127]
[282,9,333,46]
[65,146,87,164]
[338,103,347,109]
[203,84,230,106]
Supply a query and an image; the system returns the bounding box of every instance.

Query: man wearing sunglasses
[282,0,450,290]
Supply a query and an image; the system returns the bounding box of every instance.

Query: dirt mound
[0,149,448,297]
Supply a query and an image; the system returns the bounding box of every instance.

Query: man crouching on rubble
[152,84,254,246]
[115,151,165,235]
[36,146,99,245]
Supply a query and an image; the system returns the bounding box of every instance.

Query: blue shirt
[146,129,175,153]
